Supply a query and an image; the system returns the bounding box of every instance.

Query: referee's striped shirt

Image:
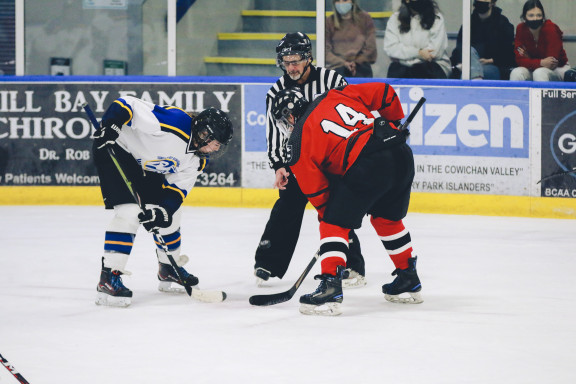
[265,66,348,171]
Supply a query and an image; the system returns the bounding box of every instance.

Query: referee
[254,32,366,288]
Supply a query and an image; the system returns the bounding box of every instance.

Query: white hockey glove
[94,123,122,150]
[138,207,172,232]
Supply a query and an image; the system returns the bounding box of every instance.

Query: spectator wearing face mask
[510,0,570,81]
[383,0,451,79]
[325,0,377,78]
[450,0,515,80]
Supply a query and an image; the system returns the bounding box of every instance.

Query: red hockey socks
[370,217,413,270]
[318,221,350,275]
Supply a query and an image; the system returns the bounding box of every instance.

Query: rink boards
[0,77,575,218]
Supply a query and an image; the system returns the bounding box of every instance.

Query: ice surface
[1,206,575,384]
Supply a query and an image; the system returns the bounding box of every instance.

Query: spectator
[510,0,571,82]
[383,0,451,79]
[451,0,515,80]
[325,0,377,78]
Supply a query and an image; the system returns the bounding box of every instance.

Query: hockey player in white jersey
[93,96,233,307]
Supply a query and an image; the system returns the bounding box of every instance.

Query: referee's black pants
[254,171,365,278]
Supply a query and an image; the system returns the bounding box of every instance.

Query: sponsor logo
[401,87,529,158]
[141,157,180,174]
[549,110,576,182]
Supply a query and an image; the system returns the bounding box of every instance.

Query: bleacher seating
[204,1,392,77]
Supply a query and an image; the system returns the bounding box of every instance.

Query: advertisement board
[242,84,531,195]
[243,83,275,188]
[403,86,531,196]
[0,83,242,188]
[540,89,576,198]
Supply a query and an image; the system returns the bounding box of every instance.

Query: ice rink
[1,205,575,384]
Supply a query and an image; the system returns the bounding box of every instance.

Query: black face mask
[473,1,490,14]
[525,19,544,30]
[406,1,426,13]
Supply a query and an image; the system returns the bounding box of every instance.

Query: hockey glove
[138,207,172,232]
[93,123,122,150]
[373,118,408,148]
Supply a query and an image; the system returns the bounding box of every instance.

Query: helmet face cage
[275,32,313,68]
[192,127,229,159]
[187,108,233,158]
[276,115,294,138]
[271,88,308,137]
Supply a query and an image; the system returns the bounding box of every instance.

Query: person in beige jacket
[325,0,377,78]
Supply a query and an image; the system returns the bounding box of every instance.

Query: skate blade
[342,275,367,289]
[158,281,202,294]
[384,291,423,304]
[158,281,188,293]
[299,303,342,316]
[95,292,131,307]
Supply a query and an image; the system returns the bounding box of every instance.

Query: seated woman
[451,0,515,80]
[325,0,377,78]
[383,0,451,79]
[510,0,571,82]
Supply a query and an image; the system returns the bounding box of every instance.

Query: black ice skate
[254,267,271,287]
[299,266,345,316]
[96,263,133,308]
[382,257,423,304]
[158,262,199,293]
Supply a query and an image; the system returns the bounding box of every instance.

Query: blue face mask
[335,2,353,15]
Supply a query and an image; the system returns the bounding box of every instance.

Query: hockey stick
[83,103,226,303]
[537,167,576,184]
[399,97,426,131]
[0,352,30,384]
[249,251,320,306]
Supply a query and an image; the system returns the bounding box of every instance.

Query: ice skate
[254,267,271,287]
[342,268,367,289]
[96,266,132,308]
[299,266,345,316]
[157,261,199,293]
[382,257,423,304]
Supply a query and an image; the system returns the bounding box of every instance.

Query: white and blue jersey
[102,96,205,204]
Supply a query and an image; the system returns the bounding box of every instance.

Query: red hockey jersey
[287,82,404,215]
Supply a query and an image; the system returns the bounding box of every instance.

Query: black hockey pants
[323,138,415,230]
[254,171,365,278]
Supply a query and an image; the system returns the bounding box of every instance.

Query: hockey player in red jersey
[271,82,423,316]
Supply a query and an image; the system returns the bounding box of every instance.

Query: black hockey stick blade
[0,352,30,384]
[249,251,319,306]
[399,97,426,131]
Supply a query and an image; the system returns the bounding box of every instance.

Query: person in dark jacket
[451,0,515,80]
